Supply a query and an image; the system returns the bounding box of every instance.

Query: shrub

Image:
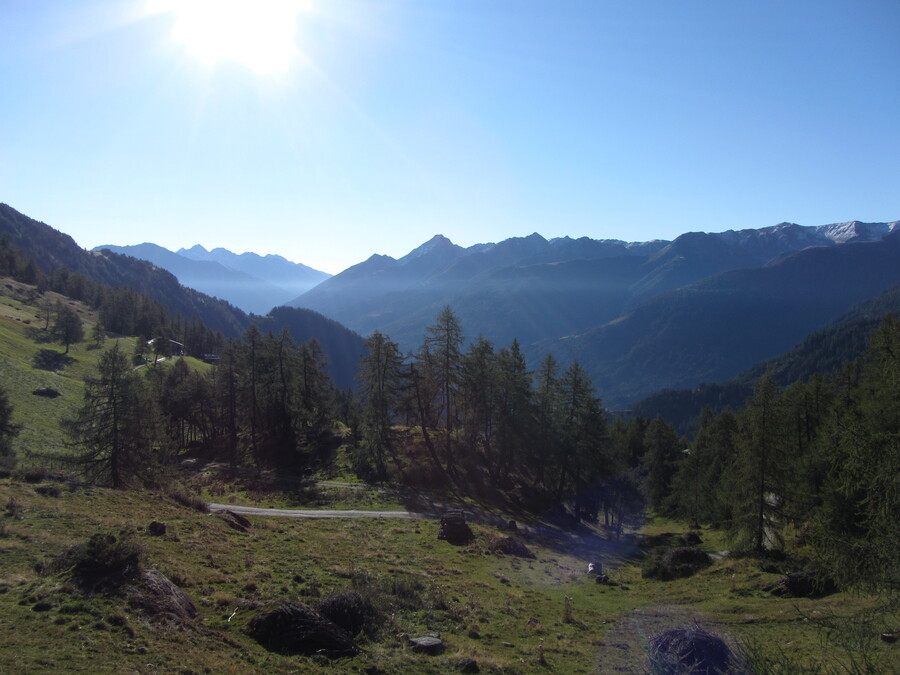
[316,591,381,637]
[247,601,357,657]
[51,533,143,591]
[35,485,61,498]
[642,546,712,581]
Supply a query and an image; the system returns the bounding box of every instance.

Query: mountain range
[4,200,899,411]
[286,221,900,408]
[91,243,330,315]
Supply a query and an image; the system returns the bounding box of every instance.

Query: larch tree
[64,342,159,488]
[52,302,84,354]
[813,316,900,596]
[358,331,405,480]
[424,306,464,474]
[727,372,787,552]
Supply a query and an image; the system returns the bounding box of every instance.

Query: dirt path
[208,503,420,519]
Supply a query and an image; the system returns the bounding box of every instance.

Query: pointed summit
[178,244,210,258]
[399,234,462,264]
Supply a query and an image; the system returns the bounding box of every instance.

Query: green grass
[0,278,208,468]
[1,476,895,674]
[1,277,895,672]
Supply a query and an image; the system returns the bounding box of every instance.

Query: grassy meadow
[0,278,896,673]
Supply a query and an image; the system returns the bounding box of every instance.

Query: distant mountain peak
[399,234,461,263]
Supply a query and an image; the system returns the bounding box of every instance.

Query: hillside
[0,205,363,389]
[0,203,248,338]
[559,232,900,407]
[3,478,890,673]
[632,281,900,431]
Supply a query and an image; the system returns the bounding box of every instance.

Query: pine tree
[728,373,786,552]
[813,316,900,596]
[532,353,562,488]
[424,306,464,474]
[460,335,498,472]
[494,339,533,484]
[52,302,84,354]
[642,416,681,515]
[358,331,404,480]
[64,342,159,488]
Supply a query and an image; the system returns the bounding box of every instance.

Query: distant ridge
[0,204,362,389]
[287,219,899,407]
[92,243,331,315]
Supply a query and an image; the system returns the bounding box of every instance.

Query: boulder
[248,601,356,657]
[409,634,444,655]
[217,511,249,532]
[125,568,197,622]
[226,510,252,529]
[438,510,473,545]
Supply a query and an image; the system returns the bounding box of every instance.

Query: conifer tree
[460,335,498,471]
[813,316,900,596]
[494,339,533,483]
[424,306,463,473]
[642,416,681,515]
[727,372,786,552]
[52,302,84,354]
[64,342,159,488]
[358,331,404,479]
[532,352,562,487]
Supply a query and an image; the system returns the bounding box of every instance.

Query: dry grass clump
[648,625,736,674]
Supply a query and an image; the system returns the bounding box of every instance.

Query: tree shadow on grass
[32,348,74,372]
[26,326,56,344]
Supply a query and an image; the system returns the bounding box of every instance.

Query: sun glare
[149,0,309,73]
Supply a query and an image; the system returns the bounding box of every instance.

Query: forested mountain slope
[0,204,364,389]
[557,232,900,407]
[631,281,900,431]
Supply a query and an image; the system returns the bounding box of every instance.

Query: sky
[1,1,898,275]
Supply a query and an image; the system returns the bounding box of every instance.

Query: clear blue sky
[2,1,898,274]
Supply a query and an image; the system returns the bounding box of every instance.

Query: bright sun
[149,0,309,73]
